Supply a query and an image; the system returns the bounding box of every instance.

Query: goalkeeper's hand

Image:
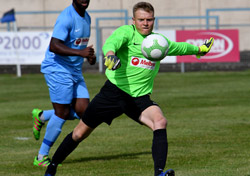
[104,55,121,70]
[197,37,214,59]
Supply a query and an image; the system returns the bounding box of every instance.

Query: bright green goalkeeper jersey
[102,24,199,97]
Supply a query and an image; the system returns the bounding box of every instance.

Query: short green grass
[0,71,250,176]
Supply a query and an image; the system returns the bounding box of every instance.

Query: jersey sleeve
[166,38,199,56]
[102,25,132,55]
[52,13,72,42]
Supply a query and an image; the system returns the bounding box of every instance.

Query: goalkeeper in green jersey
[45,2,213,176]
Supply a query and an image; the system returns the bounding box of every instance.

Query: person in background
[44,1,213,176]
[32,0,96,167]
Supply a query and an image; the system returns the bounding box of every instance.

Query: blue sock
[67,108,80,120]
[43,110,54,121]
[39,114,65,156]
[42,109,79,121]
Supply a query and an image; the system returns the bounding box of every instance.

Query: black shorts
[81,80,158,129]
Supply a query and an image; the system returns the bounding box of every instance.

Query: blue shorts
[44,72,89,104]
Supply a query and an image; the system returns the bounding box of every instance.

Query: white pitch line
[15,137,30,140]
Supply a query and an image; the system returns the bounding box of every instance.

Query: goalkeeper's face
[133,9,155,36]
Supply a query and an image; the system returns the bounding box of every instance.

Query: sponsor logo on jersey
[74,37,89,46]
[130,56,155,70]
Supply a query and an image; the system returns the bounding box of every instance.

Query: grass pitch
[0,71,249,176]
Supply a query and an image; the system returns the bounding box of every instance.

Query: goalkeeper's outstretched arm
[166,37,214,59]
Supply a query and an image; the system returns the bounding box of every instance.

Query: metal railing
[206,8,250,29]
[0,9,129,31]
[154,15,219,30]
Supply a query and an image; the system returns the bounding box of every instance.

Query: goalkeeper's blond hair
[133,2,154,17]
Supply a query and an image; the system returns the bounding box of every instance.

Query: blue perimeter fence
[0,7,250,70]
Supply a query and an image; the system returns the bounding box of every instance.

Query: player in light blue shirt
[32,0,96,167]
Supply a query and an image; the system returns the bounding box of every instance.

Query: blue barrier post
[206,8,250,29]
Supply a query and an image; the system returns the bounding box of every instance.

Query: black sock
[45,132,80,174]
[52,131,80,164]
[152,129,168,176]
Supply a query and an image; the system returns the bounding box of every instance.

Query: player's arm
[87,54,96,65]
[167,37,214,58]
[102,26,131,70]
[49,37,95,59]
[167,40,199,56]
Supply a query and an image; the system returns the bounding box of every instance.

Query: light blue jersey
[41,4,91,75]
